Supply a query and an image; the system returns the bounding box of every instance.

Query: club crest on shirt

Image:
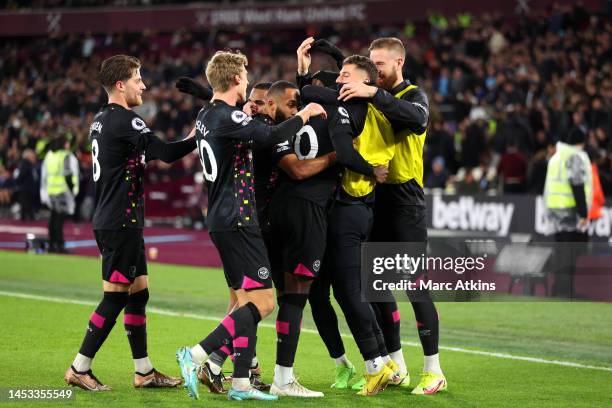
[257,267,270,280]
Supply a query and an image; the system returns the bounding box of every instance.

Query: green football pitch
[0,250,611,407]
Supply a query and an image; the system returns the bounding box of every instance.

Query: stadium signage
[431,195,514,236]
[427,194,612,239]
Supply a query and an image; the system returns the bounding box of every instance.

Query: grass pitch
[0,250,611,407]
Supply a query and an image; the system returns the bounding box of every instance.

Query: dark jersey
[195,100,303,232]
[274,106,341,208]
[89,103,155,230]
[252,113,292,229]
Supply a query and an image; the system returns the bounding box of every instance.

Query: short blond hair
[205,51,248,92]
[368,37,406,59]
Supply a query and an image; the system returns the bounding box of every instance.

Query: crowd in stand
[0,3,610,221]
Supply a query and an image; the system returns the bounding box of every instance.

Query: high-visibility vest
[385,84,427,186]
[544,142,592,210]
[45,150,70,196]
[341,103,395,197]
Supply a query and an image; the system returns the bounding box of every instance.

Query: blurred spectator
[13,149,38,220]
[497,139,528,193]
[424,156,449,189]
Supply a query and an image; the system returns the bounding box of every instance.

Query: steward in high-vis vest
[40,136,79,253]
[544,127,592,298]
[338,37,446,395]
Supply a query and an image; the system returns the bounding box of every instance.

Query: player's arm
[301,85,338,105]
[278,152,337,181]
[370,87,429,133]
[567,154,589,226]
[328,104,374,177]
[223,104,327,149]
[145,128,197,163]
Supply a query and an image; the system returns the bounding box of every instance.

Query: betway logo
[535,196,612,237]
[432,195,515,236]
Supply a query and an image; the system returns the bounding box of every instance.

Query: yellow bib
[385,85,427,186]
[341,103,395,197]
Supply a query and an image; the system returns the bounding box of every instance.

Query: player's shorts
[269,196,327,286]
[210,227,273,291]
[94,228,147,284]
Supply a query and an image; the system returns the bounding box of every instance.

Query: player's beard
[377,69,399,91]
[275,109,288,123]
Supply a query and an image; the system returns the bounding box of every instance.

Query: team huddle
[65,36,447,401]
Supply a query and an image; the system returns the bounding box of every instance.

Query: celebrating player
[174,51,327,401]
[65,55,196,391]
[339,37,446,395]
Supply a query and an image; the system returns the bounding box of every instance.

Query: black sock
[275,294,307,367]
[199,302,262,356]
[410,298,439,356]
[79,291,128,358]
[124,288,149,362]
[231,302,260,379]
[373,301,402,353]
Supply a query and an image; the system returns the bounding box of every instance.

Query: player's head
[205,51,249,103]
[336,55,378,86]
[246,82,272,115]
[98,55,145,107]
[368,37,405,90]
[266,81,299,123]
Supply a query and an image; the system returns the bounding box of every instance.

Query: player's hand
[374,165,389,183]
[304,102,327,119]
[578,217,589,231]
[242,101,256,116]
[175,77,213,101]
[311,39,345,69]
[297,37,314,76]
[338,81,378,101]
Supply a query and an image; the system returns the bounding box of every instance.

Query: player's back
[89,103,150,230]
[195,100,259,232]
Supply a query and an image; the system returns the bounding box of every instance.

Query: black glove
[310,39,345,69]
[175,77,213,101]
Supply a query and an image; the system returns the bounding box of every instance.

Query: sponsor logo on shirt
[275,141,290,153]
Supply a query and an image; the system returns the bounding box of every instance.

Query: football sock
[334,354,351,366]
[134,357,153,375]
[232,377,251,391]
[424,353,442,375]
[390,349,408,375]
[77,291,128,359]
[190,344,208,366]
[274,364,294,386]
[373,301,402,353]
[198,303,260,357]
[72,353,92,373]
[411,300,440,356]
[382,354,391,364]
[124,288,149,367]
[231,303,260,379]
[275,293,307,367]
[365,356,384,375]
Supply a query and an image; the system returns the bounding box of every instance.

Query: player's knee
[125,288,149,314]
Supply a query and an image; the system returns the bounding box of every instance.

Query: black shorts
[210,227,273,291]
[371,202,427,243]
[94,228,147,284]
[270,196,327,284]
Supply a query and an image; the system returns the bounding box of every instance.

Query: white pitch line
[1,290,611,373]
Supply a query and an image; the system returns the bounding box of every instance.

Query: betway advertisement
[427,194,612,239]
